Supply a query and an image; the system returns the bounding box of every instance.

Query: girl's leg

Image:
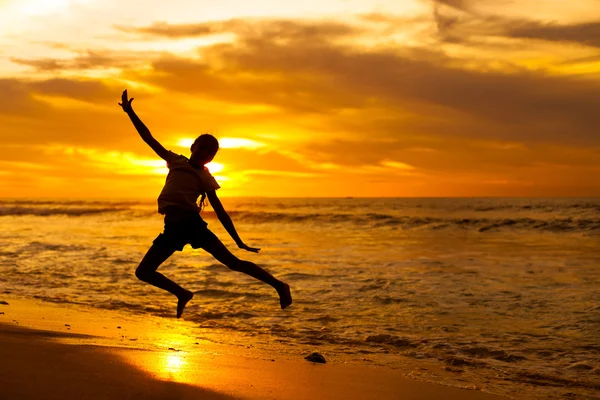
[200,238,292,309]
[136,242,193,317]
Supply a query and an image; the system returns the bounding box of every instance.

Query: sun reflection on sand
[164,352,186,375]
[120,347,233,388]
[128,350,194,382]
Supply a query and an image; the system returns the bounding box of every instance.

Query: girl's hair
[194,134,219,212]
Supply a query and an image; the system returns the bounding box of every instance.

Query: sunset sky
[1,0,600,198]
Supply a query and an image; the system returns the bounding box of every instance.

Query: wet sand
[0,297,504,400]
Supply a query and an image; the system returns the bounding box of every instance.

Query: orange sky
[1,0,600,198]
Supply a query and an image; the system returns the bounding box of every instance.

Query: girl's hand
[118,90,134,112]
[238,243,260,253]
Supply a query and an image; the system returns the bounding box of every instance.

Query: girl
[119,90,292,318]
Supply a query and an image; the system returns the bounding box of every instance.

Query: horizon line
[1,195,599,200]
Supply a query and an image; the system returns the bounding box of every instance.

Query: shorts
[153,207,218,251]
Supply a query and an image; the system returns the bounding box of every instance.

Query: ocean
[1,197,599,399]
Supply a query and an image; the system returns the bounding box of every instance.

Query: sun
[206,162,223,173]
[176,137,265,150]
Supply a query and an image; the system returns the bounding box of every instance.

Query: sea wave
[222,211,600,233]
[472,203,600,212]
[0,206,128,216]
[2,204,598,233]
[0,200,141,206]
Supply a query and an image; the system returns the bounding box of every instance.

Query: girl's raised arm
[119,90,171,161]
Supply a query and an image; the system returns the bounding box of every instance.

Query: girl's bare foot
[277,283,292,309]
[177,290,194,318]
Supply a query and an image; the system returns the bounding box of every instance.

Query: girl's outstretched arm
[119,90,171,161]
[206,190,260,253]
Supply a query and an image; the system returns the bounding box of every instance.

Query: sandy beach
[0,297,504,400]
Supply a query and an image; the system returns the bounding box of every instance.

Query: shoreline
[0,295,505,400]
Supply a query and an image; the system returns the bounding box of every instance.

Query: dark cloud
[429,3,600,49]
[432,0,472,12]
[11,50,148,72]
[0,77,132,148]
[116,21,222,38]
[0,77,123,145]
[504,20,600,48]
[0,77,123,112]
[4,17,600,188]
[305,135,600,173]
[145,54,367,115]
[0,79,48,116]
[11,58,63,71]
[30,78,116,103]
[132,19,600,147]
[12,51,112,71]
[116,18,360,41]
[433,5,462,42]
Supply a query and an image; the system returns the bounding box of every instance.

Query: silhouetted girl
[119,90,292,318]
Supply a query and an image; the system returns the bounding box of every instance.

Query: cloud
[116,18,360,41]
[11,50,151,72]
[0,77,117,113]
[7,18,600,152]
[30,78,116,103]
[116,21,223,38]
[429,3,600,50]
[0,144,157,181]
[433,7,460,41]
[127,18,600,147]
[242,169,322,178]
[503,20,600,48]
[0,79,48,116]
[432,0,472,13]
[303,135,600,178]
[216,148,318,174]
[3,15,600,196]
[0,77,138,151]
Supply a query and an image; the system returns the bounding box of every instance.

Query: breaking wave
[220,211,600,233]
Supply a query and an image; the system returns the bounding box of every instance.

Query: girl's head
[190,134,219,167]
